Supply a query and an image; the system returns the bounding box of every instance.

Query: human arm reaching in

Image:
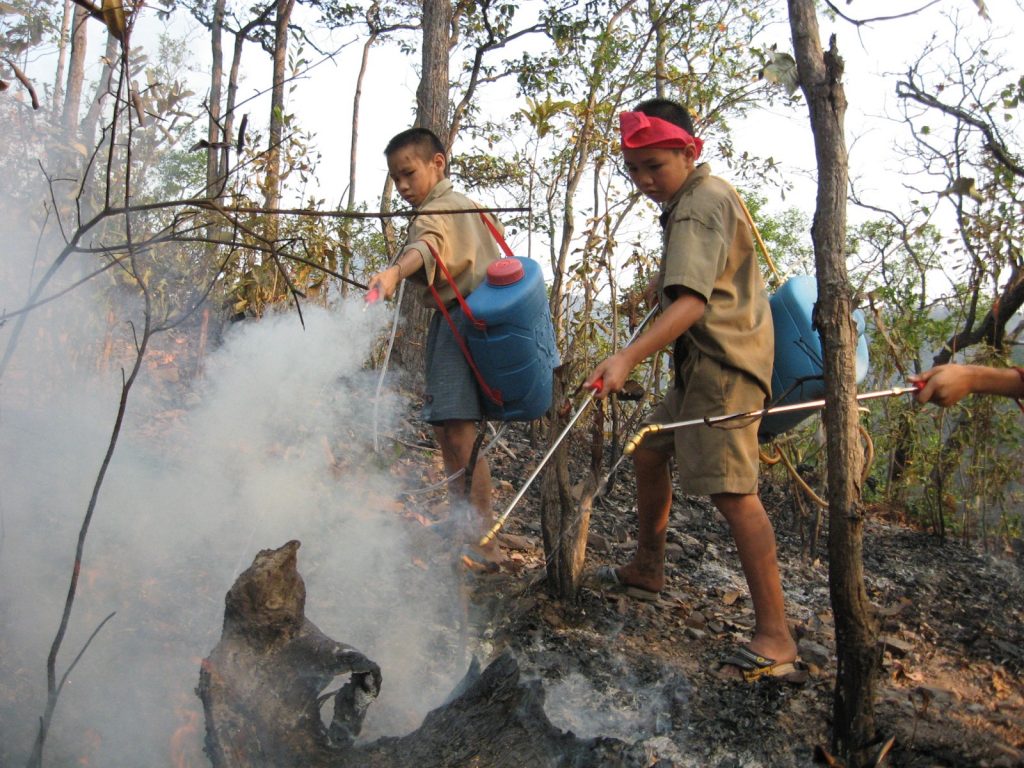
[910,363,1024,407]
[366,249,425,302]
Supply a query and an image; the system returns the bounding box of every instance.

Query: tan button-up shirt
[402,178,504,308]
[659,164,774,395]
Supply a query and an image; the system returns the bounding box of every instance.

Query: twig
[54,613,117,699]
[1,57,40,109]
[28,49,156,768]
[198,203,532,220]
[821,0,942,26]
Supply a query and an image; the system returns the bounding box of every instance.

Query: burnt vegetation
[1,0,1022,767]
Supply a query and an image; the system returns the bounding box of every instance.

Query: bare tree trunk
[264,0,295,215]
[787,3,878,764]
[208,0,226,197]
[258,0,296,308]
[338,6,382,299]
[540,367,594,598]
[416,0,450,136]
[80,31,120,149]
[52,0,73,120]
[348,29,376,210]
[222,11,269,183]
[391,0,452,378]
[649,0,667,98]
[62,4,89,138]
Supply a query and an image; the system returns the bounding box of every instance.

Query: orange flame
[78,728,101,765]
[170,706,203,768]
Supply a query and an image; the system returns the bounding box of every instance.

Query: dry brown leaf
[722,589,743,606]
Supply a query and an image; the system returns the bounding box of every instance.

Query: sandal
[718,646,806,684]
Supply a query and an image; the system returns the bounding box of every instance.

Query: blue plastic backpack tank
[758,275,870,440]
[465,257,559,421]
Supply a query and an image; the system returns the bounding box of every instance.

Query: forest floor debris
[393,414,1024,768]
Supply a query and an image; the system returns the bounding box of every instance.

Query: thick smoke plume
[0,289,466,766]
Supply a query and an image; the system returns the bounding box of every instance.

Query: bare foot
[461,540,506,573]
[613,561,664,594]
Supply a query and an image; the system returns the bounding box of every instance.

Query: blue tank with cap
[465,257,559,421]
[758,274,870,440]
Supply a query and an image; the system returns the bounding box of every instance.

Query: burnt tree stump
[198,541,646,767]
[197,540,381,766]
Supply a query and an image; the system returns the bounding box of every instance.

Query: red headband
[619,111,703,159]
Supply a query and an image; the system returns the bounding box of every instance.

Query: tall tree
[61,4,88,137]
[787,1,878,764]
[388,0,452,375]
[207,0,227,197]
[416,0,450,136]
[263,0,297,216]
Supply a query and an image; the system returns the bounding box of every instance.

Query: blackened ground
[395,412,1024,768]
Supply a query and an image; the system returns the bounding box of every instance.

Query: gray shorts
[423,309,485,424]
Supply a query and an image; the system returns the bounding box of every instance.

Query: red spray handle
[365,287,380,304]
[589,378,604,394]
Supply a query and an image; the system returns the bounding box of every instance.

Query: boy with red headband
[585,99,799,681]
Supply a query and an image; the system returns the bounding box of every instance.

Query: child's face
[387,148,446,207]
[622,146,696,204]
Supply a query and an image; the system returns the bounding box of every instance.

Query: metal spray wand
[479,306,660,546]
[620,383,924,457]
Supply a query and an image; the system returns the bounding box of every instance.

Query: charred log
[356,651,646,767]
[198,540,646,768]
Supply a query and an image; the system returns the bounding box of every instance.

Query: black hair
[634,98,696,136]
[384,127,447,161]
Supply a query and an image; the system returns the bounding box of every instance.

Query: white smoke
[0,294,467,766]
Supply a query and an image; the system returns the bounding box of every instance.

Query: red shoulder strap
[479,211,513,257]
[424,241,503,407]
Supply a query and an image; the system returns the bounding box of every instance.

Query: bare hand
[367,264,402,302]
[910,364,974,407]
[585,352,634,401]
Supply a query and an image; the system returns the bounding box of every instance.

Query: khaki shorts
[640,352,767,496]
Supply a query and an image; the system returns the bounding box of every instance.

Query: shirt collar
[660,163,711,228]
[419,177,452,207]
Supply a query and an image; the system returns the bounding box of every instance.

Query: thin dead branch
[1,57,40,109]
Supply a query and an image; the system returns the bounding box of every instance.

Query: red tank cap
[487,258,524,286]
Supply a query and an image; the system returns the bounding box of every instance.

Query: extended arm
[366,248,426,301]
[911,363,1024,407]
[585,290,706,399]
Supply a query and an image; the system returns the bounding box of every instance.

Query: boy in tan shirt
[585,99,798,681]
[367,128,504,565]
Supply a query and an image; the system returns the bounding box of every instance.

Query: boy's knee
[633,445,670,473]
[711,492,764,521]
[435,420,476,451]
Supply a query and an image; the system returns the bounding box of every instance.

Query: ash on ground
[397,412,1024,768]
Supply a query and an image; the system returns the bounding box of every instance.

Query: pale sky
[20,0,1023,249]
[285,0,1022,236]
